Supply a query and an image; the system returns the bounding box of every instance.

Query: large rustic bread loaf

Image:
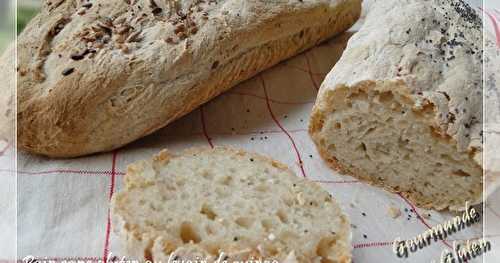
[14,0,361,157]
[111,147,351,262]
[310,0,484,211]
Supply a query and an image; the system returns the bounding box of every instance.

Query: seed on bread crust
[62,68,75,76]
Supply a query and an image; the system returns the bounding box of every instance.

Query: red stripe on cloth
[103,151,118,262]
[206,129,309,137]
[398,193,452,249]
[210,129,309,137]
[260,75,307,178]
[283,63,328,76]
[354,241,394,249]
[304,53,320,91]
[200,106,214,148]
[484,9,500,47]
[227,91,315,105]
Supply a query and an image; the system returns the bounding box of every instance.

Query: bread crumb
[256,244,264,255]
[296,192,305,205]
[388,206,401,219]
[268,233,276,241]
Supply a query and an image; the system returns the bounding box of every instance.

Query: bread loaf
[111,147,352,262]
[14,0,361,157]
[310,0,484,210]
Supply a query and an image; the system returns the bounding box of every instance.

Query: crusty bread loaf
[14,0,361,158]
[111,147,351,263]
[310,0,484,211]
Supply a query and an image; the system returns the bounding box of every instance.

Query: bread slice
[310,0,484,211]
[14,0,361,157]
[111,147,351,263]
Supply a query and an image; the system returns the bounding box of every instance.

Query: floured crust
[316,0,484,158]
[14,0,361,158]
[111,147,352,263]
[310,0,485,211]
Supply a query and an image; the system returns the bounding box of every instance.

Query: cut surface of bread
[310,0,484,211]
[111,147,351,263]
[14,0,361,157]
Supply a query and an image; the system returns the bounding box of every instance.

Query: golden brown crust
[15,0,362,158]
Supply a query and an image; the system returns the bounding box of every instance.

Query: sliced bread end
[112,147,352,263]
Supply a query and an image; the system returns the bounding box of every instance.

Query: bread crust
[14,0,361,157]
[310,0,485,211]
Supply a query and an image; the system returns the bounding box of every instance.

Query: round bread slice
[111,147,351,263]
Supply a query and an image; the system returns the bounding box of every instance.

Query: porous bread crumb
[112,147,352,263]
[310,0,484,211]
